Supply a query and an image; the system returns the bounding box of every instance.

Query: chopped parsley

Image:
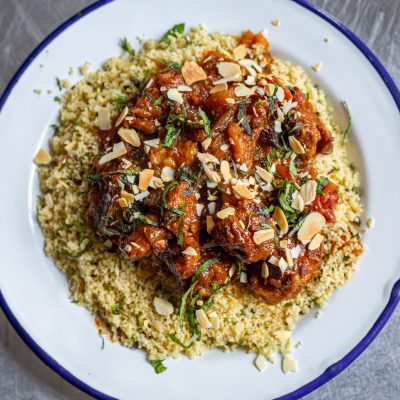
[237,102,252,136]
[111,304,123,315]
[167,333,195,348]
[56,77,62,91]
[316,176,329,195]
[162,23,185,43]
[165,61,182,69]
[198,107,212,137]
[154,95,164,106]
[149,359,167,374]
[288,213,307,236]
[87,169,139,181]
[119,37,135,56]
[176,166,197,184]
[138,68,151,94]
[342,101,351,144]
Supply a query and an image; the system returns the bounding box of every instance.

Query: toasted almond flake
[182,246,197,256]
[118,198,129,208]
[217,62,241,77]
[232,184,255,199]
[197,152,220,164]
[167,88,184,104]
[213,72,242,85]
[298,212,326,243]
[196,203,205,216]
[255,166,273,183]
[273,206,288,235]
[233,44,247,60]
[143,138,160,148]
[291,192,305,212]
[118,127,141,147]
[245,75,256,86]
[312,62,323,72]
[135,191,150,201]
[283,100,298,115]
[114,106,129,127]
[282,356,299,374]
[255,355,268,372]
[149,176,164,189]
[177,85,192,92]
[308,233,324,251]
[268,255,279,266]
[274,120,282,133]
[208,202,216,215]
[264,82,275,96]
[196,309,212,329]
[253,229,275,244]
[153,296,174,316]
[44,193,54,208]
[240,271,248,283]
[225,97,235,104]
[278,257,288,273]
[271,18,281,27]
[276,86,284,102]
[234,83,256,97]
[216,207,235,219]
[97,106,111,130]
[161,166,175,182]
[288,135,305,154]
[201,137,212,150]
[207,194,218,201]
[132,185,139,194]
[220,160,232,182]
[220,144,229,151]
[34,148,52,165]
[239,59,263,74]
[121,190,135,203]
[239,220,246,229]
[367,217,375,228]
[209,82,228,94]
[291,245,302,259]
[285,248,294,267]
[274,329,292,341]
[98,142,127,165]
[300,180,317,205]
[280,240,288,248]
[182,61,207,85]
[138,169,154,191]
[261,262,269,278]
[203,164,221,184]
[208,311,220,329]
[228,263,236,277]
[206,215,215,233]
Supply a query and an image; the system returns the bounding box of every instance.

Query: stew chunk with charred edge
[86,31,339,318]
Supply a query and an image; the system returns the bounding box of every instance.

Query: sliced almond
[182,61,207,85]
[308,233,324,251]
[255,166,273,183]
[276,86,284,102]
[201,137,212,150]
[291,192,305,212]
[34,148,52,165]
[209,82,228,94]
[161,166,175,182]
[253,229,275,245]
[121,190,135,203]
[206,215,215,233]
[268,255,279,266]
[118,198,129,208]
[278,257,288,273]
[232,184,255,199]
[213,72,242,85]
[217,62,241,78]
[114,106,129,127]
[240,271,248,283]
[216,207,235,220]
[255,354,268,372]
[167,88,184,104]
[44,193,54,208]
[118,127,141,147]
[153,296,174,316]
[297,212,326,243]
[177,85,192,92]
[282,356,299,374]
[261,261,269,278]
[208,311,220,329]
[233,45,247,61]
[97,106,111,130]
[98,142,127,165]
[203,164,221,184]
[288,135,305,154]
[220,160,232,182]
[284,248,294,267]
[197,152,220,164]
[182,246,198,256]
[196,309,212,329]
[273,206,288,235]
[234,84,256,97]
[280,240,288,248]
[300,180,317,205]
[149,176,164,189]
[143,138,160,148]
[138,169,154,191]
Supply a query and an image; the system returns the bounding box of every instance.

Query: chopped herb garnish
[154,95,164,106]
[138,68,151,94]
[176,166,197,184]
[110,95,128,109]
[237,102,252,136]
[342,101,351,144]
[343,255,350,262]
[162,181,178,208]
[316,176,329,195]
[289,155,299,177]
[119,37,135,56]
[51,124,59,133]
[111,304,123,315]
[349,162,356,172]
[162,23,185,43]
[56,77,62,91]
[288,213,307,236]
[167,333,195,348]
[54,96,61,103]
[177,216,185,245]
[87,169,139,181]
[149,359,167,374]
[138,214,158,226]
[166,61,182,69]
[74,220,85,244]
[198,107,212,137]
[278,180,297,214]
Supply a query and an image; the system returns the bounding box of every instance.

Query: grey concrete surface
[0,0,399,399]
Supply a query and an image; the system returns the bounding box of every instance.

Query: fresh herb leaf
[154,95,164,106]
[192,258,217,282]
[138,214,158,226]
[179,281,197,328]
[166,61,182,69]
[162,181,178,208]
[198,107,212,137]
[56,77,62,91]
[54,96,61,103]
[289,155,299,177]
[149,359,167,374]
[50,124,59,133]
[177,216,185,245]
[176,166,197,184]
[349,162,356,173]
[87,169,139,181]
[316,176,329,195]
[342,101,351,144]
[119,37,135,56]
[237,102,252,136]
[288,213,307,236]
[167,333,195,348]
[74,220,85,244]
[138,69,151,94]
[111,304,123,315]
[162,23,185,43]
[278,180,297,214]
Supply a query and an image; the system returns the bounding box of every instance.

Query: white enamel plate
[0,0,399,399]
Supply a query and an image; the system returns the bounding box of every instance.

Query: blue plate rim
[0,0,399,399]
